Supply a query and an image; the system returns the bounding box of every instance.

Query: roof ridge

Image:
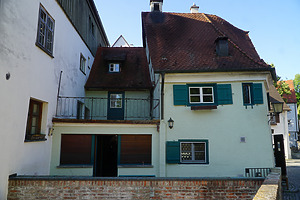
[201,13,267,68]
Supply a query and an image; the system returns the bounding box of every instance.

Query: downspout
[161,72,165,120]
[55,71,63,116]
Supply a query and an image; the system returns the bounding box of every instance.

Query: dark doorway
[94,135,118,177]
[107,92,124,120]
[273,134,287,176]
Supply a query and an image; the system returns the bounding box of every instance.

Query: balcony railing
[55,96,160,120]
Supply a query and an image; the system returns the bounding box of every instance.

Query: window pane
[190,88,200,94]
[243,85,251,104]
[32,104,39,114]
[195,152,205,161]
[190,96,200,103]
[115,64,120,72]
[120,135,151,164]
[31,127,36,135]
[194,143,205,151]
[203,96,213,102]
[181,152,192,160]
[40,10,46,21]
[202,87,213,94]
[110,94,122,108]
[181,143,191,151]
[47,17,53,30]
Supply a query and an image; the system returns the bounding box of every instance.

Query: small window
[109,63,120,73]
[36,4,55,56]
[119,135,152,165]
[189,87,214,104]
[25,99,45,141]
[242,83,264,106]
[110,94,122,108]
[154,3,160,11]
[60,134,93,165]
[80,54,86,74]
[180,142,207,163]
[242,84,252,105]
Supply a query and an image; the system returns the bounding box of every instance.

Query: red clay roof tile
[85,47,152,90]
[142,12,272,73]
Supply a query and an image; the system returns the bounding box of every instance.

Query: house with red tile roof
[141,2,277,177]
[51,47,160,177]
[281,80,299,151]
[49,2,279,178]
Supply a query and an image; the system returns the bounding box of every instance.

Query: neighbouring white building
[0,0,108,198]
[269,85,291,159]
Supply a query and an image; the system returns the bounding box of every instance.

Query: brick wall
[7,177,264,199]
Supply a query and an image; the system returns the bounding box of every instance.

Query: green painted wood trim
[217,84,233,105]
[253,83,264,104]
[173,85,188,105]
[166,141,180,164]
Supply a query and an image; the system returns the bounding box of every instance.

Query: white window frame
[242,84,252,105]
[110,94,122,108]
[180,142,207,163]
[80,54,86,74]
[109,63,120,73]
[189,86,214,104]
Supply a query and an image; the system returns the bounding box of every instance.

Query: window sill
[57,165,93,168]
[24,134,47,142]
[191,105,217,110]
[118,165,153,168]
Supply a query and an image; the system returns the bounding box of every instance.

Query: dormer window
[150,0,163,12]
[215,36,229,57]
[109,63,120,73]
[154,3,159,11]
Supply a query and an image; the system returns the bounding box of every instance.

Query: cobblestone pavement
[283,159,300,200]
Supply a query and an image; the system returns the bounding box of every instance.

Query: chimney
[150,0,163,12]
[215,36,229,57]
[190,3,199,13]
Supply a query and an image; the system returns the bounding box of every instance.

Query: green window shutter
[217,84,233,105]
[253,83,264,104]
[173,85,188,105]
[166,141,180,164]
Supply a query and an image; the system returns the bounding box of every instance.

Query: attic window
[109,63,120,73]
[215,36,229,57]
[154,3,160,11]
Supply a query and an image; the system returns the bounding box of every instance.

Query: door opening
[94,135,118,177]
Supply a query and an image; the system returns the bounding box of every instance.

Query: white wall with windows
[0,0,97,198]
[160,72,275,177]
[271,111,291,159]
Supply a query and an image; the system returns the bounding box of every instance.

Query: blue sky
[95,0,300,80]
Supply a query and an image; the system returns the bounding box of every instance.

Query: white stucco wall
[160,72,275,177]
[271,111,292,159]
[0,0,95,198]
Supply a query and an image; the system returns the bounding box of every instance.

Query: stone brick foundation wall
[7,177,264,199]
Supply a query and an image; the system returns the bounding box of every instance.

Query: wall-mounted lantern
[272,102,283,114]
[168,117,174,129]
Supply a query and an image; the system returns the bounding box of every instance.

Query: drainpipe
[55,71,63,116]
[160,72,165,120]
